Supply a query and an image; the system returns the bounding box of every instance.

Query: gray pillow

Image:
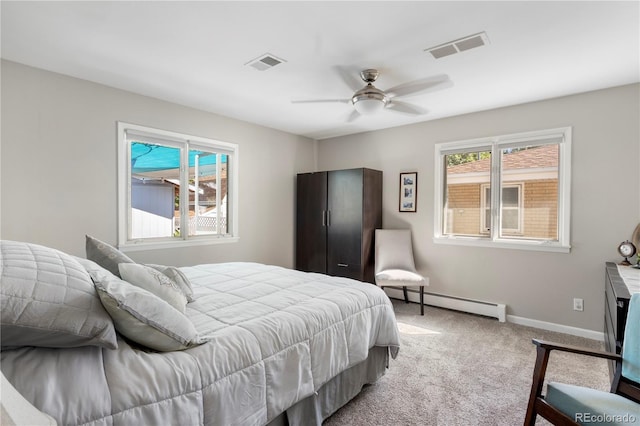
[118,263,188,313]
[74,256,118,281]
[146,264,195,302]
[85,235,134,278]
[93,274,207,352]
[0,240,118,349]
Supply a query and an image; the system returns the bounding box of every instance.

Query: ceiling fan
[292,68,453,122]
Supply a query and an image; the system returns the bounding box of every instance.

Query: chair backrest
[622,292,640,384]
[374,229,418,274]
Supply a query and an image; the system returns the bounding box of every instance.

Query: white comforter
[1,262,400,426]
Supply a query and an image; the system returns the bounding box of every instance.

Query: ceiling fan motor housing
[352,83,388,114]
[360,69,380,83]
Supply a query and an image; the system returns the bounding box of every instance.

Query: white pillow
[118,263,187,313]
[145,264,195,302]
[94,275,207,352]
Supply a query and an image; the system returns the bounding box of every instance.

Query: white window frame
[434,127,571,253]
[117,122,239,252]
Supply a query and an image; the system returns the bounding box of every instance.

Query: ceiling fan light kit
[353,96,386,114]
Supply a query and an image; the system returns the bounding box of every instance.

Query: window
[481,183,522,234]
[434,127,571,252]
[118,122,239,251]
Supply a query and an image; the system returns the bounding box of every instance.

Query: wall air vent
[246,53,286,71]
[425,32,490,59]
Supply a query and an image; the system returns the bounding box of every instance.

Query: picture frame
[399,172,418,212]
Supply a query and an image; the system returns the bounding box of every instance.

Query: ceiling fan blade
[386,74,453,99]
[291,99,351,104]
[346,110,360,122]
[333,65,363,92]
[386,100,428,116]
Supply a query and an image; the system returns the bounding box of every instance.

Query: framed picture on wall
[399,172,418,212]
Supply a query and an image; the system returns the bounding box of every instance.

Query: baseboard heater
[384,288,506,322]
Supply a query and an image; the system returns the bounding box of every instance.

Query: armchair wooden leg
[419,286,424,316]
[524,343,552,426]
[403,286,409,303]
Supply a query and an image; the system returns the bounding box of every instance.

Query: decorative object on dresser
[524,293,640,426]
[399,172,418,212]
[374,229,428,315]
[296,168,382,283]
[618,240,637,266]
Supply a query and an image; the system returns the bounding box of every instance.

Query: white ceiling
[2,1,639,140]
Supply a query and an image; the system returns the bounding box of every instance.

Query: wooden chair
[524,293,640,425]
[374,229,428,315]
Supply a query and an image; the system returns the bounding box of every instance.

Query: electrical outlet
[573,298,584,311]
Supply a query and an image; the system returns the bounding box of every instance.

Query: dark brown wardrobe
[295,168,382,283]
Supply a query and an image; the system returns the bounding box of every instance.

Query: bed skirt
[268,345,389,426]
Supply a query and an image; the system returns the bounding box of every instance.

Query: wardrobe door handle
[337,263,349,268]
[322,210,326,227]
[326,210,331,226]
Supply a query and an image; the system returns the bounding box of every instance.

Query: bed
[0,239,400,426]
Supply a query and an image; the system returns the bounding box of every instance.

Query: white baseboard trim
[384,288,506,322]
[384,287,603,341]
[507,315,604,341]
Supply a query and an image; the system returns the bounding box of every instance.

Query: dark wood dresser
[604,262,632,378]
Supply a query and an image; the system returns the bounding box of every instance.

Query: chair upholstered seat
[546,382,640,425]
[375,269,427,286]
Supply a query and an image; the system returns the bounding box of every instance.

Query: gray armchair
[374,229,428,315]
[524,292,640,425]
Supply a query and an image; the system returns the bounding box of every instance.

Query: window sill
[433,236,570,253]
[119,236,239,252]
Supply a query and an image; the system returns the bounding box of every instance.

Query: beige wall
[0,60,316,268]
[446,183,484,235]
[316,84,640,333]
[523,179,558,239]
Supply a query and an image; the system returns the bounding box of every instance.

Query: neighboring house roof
[447,144,558,174]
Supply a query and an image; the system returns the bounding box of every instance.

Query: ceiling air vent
[246,53,286,71]
[425,32,489,59]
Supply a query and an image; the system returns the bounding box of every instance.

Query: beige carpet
[324,299,611,425]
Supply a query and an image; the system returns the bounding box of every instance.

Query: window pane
[483,186,491,232]
[443,150,491,237]
[502,187,518,206]
[188,150,228,236]
[502,209,519,230]
[130,142,180,239]
[501,145,559,240]
[484,208,491,232]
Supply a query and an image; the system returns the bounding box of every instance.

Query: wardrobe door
[327,169,363,280]
[295,172,327,273]
[361,168,383,283]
